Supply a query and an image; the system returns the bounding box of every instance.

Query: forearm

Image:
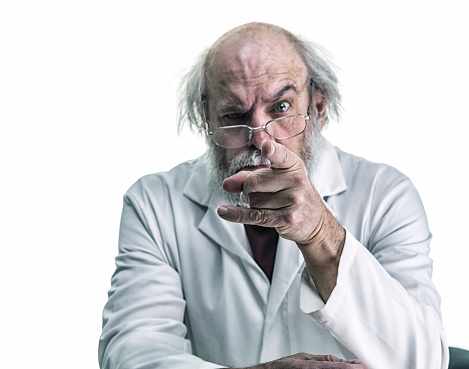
[100,331,222,369]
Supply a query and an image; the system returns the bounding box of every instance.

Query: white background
[1,1,468,367]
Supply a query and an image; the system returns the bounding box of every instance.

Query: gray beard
[205,121,325,206]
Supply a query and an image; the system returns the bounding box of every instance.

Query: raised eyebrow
[265,84,299,103]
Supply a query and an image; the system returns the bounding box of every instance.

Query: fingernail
[217,206,228,216]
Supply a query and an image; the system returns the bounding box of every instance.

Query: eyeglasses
[206,114,310,148]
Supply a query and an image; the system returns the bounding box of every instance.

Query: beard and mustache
[205,118,325,206]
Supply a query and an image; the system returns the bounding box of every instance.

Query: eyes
[275,101,290,113]
[225,101,291,121]
[225,112,246,120]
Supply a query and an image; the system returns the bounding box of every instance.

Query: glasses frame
[202,78,314,149]
[206,114,310,149]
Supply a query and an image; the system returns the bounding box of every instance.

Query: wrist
[297,213,345,266]
[297,214,345,302]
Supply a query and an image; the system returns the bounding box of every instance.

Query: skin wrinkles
[210,79,306,126]
[206,33,301,84]
[205,30,309,143]
[207,76,311,162]
[267,84,299,104]
[215,84,300,119]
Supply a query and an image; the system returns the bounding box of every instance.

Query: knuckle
[282,210,298,225]
[252,209,267,223]
[234,209,245,223]
[249,209,278,227]
[291,172,309,188]
[290,192,305,207]
[244,172,261,192]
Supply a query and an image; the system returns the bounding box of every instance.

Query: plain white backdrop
[1,1,468,368]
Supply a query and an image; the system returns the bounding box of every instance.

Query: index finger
[261,140,301,170]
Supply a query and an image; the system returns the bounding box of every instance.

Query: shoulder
[124,156,205,207]
[335,146,411,192]
[331,146,430,250]
[332,145,426,227]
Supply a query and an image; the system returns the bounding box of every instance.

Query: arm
[300,170,449,369]
[98,189,223,369]
[218,141,448,369]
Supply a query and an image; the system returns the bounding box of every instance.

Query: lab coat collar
[310,137,347,199]
[183,155,215,207]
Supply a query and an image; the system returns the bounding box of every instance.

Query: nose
[248,115,271,150]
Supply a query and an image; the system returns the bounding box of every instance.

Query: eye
[226,112,245,119]
[224,111,249,123]
[275,101,290,113]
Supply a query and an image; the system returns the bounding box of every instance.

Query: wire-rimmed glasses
[206,114,310,149]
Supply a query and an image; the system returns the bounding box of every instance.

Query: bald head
[202,22,311,128]
[205,22,307,91]
[206,22,300,65]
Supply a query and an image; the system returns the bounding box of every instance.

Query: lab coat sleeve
[98,188,224,369]
[300,170,449,369]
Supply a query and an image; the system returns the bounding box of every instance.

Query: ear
[198,95,208,127]
[313,90,327,130]
[197,105,204,121]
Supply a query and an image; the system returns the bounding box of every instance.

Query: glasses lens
[212,126,251,148]
[266,115,307,139]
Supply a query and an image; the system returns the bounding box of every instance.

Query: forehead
[205,32,308,104]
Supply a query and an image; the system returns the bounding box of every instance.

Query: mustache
[227,149,271,176]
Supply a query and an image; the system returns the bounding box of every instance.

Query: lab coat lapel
[264,237,304,325]
[198,193,271,303]
[197,189,250,263]
[183,157,270,303]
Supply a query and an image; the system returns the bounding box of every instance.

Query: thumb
[261,140,299,170]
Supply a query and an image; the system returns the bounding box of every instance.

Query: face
[204,30,326,203]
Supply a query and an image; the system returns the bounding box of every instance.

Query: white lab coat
[99,140,448,369]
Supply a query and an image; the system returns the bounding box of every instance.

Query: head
[178,23,341,204]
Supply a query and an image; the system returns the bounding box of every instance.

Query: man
[99,23,448,369]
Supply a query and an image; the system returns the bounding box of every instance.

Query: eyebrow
[216,84,299,115]
[265,84,299,103]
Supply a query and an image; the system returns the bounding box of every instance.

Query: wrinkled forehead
[205,31,308,99]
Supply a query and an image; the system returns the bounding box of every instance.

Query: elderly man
[99,23,448,369]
